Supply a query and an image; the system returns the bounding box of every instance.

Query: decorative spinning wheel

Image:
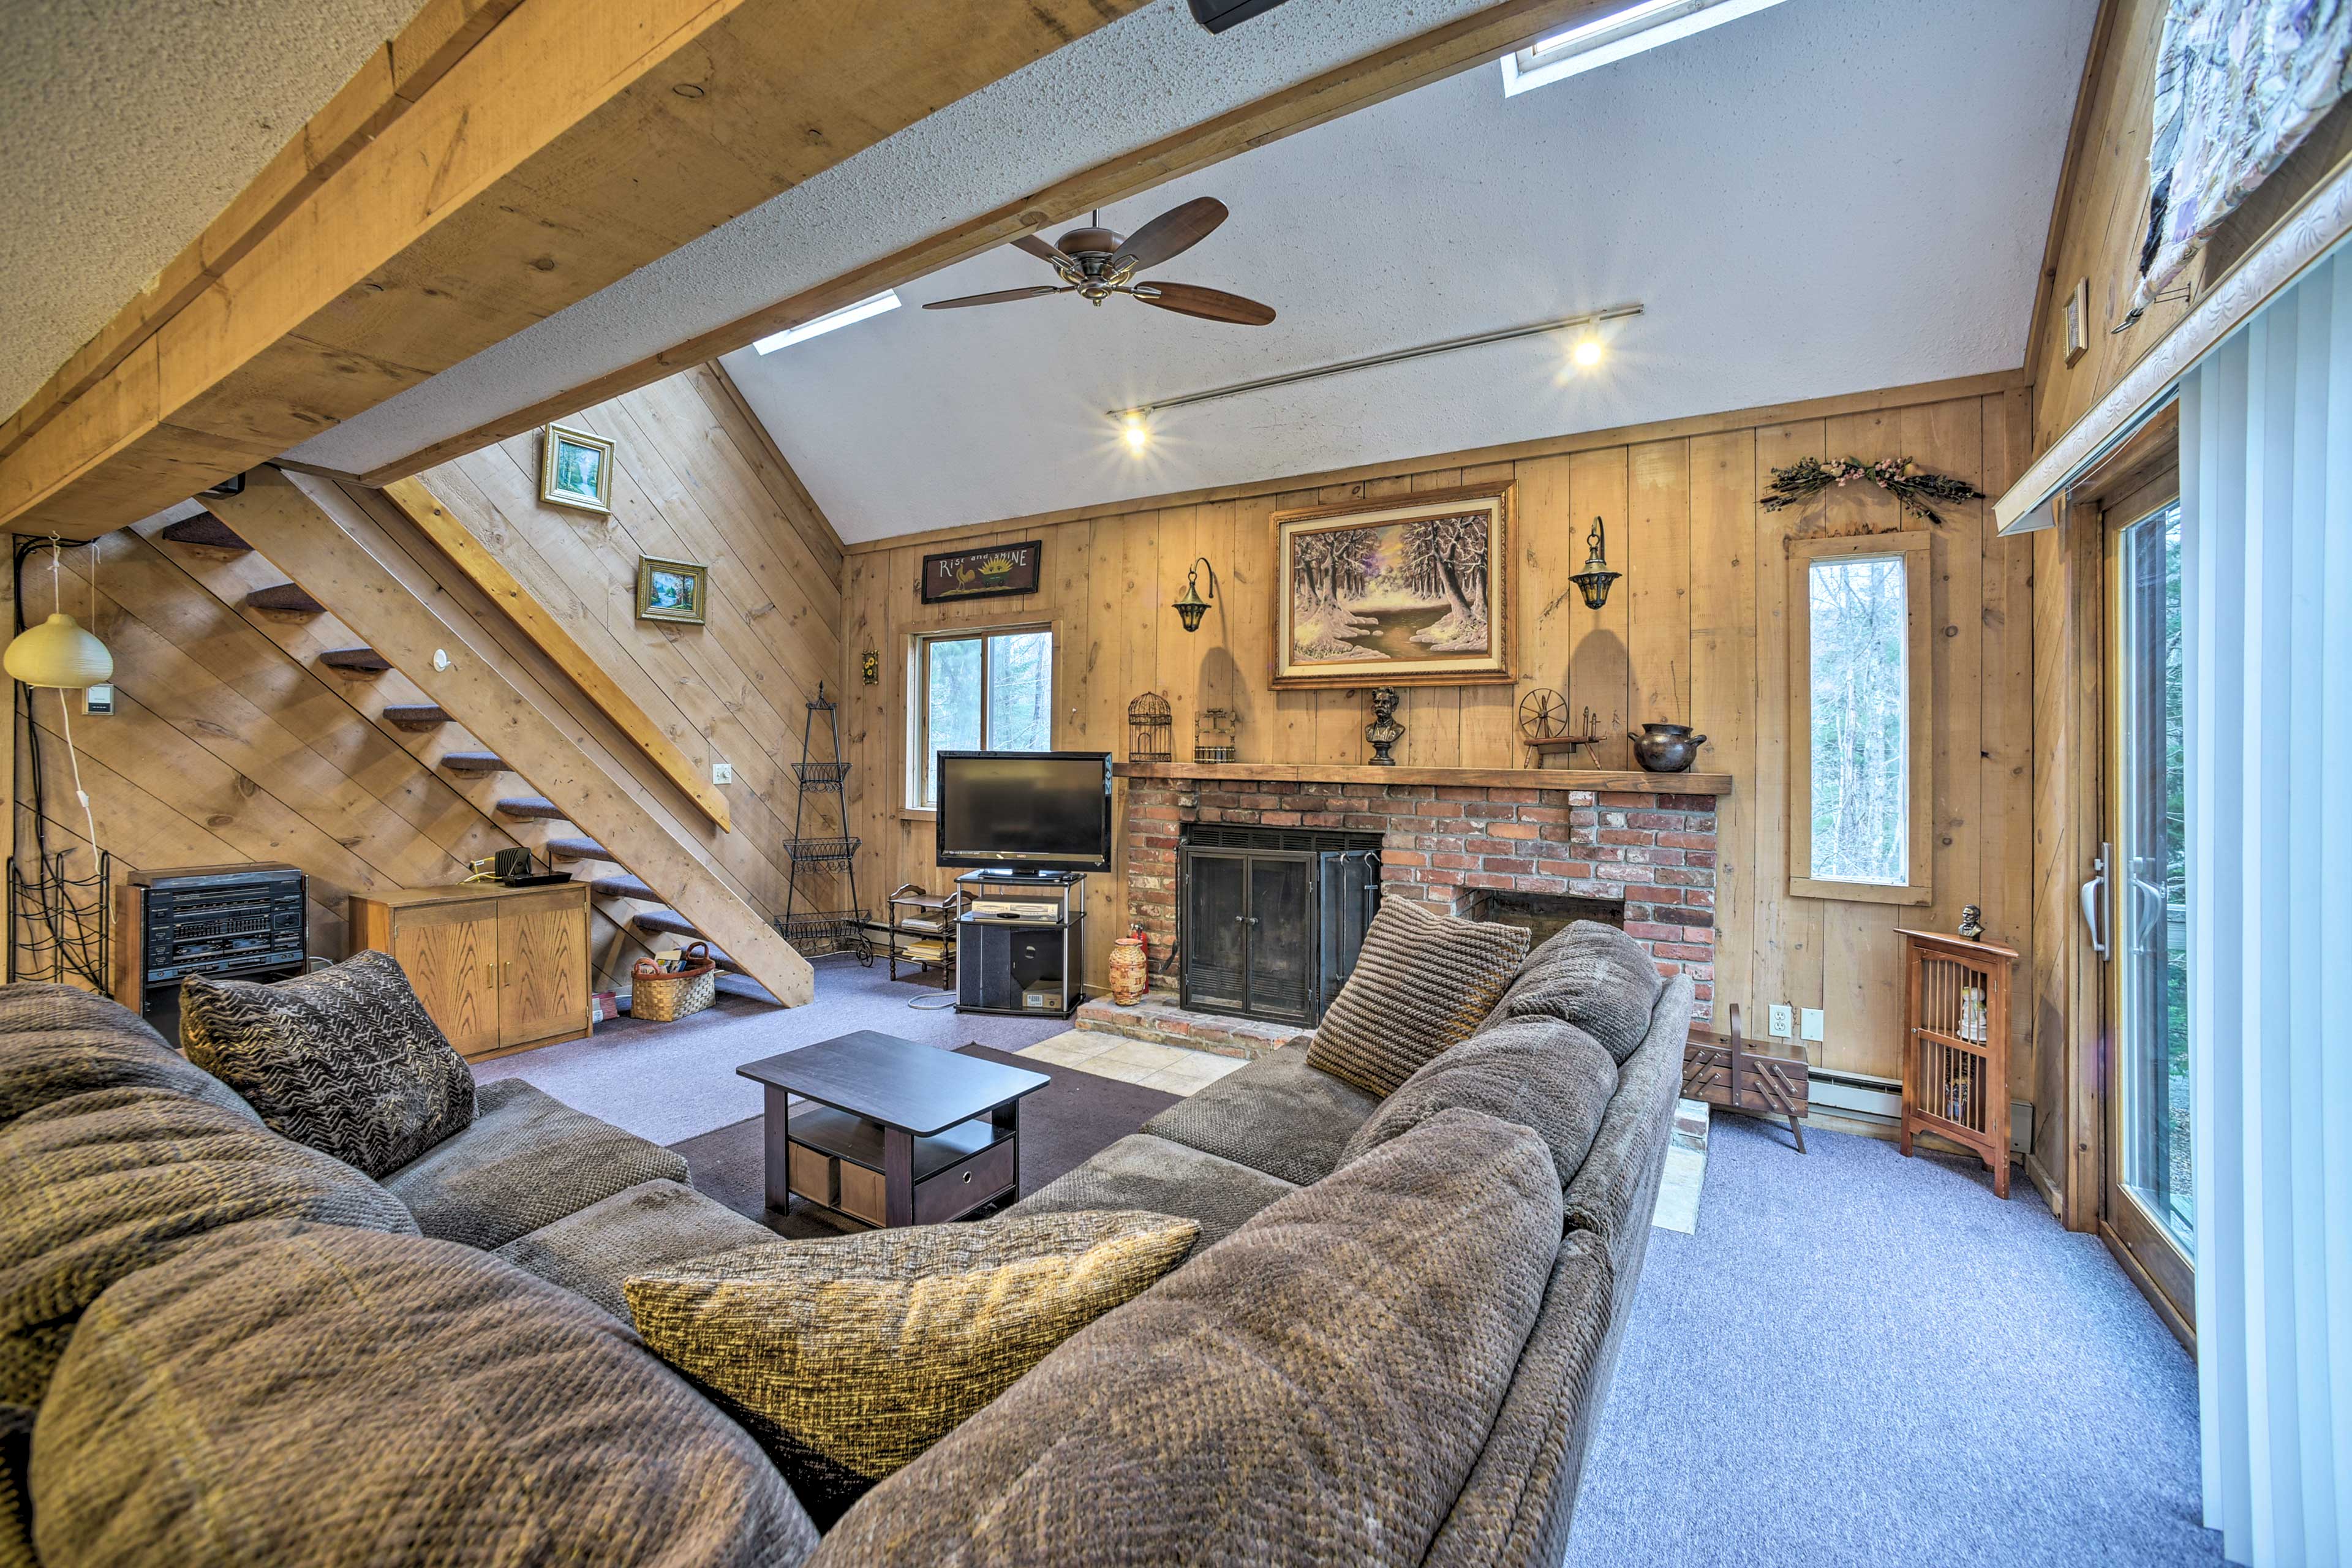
[1518,688,1570,741]
[1517,687,1601,768]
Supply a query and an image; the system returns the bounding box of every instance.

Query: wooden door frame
[2058,403,2191,1348]
[2097,473,2195,1350]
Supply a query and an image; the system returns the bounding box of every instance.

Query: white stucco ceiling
[0,0,424,421]
[713,0,2095,543]
[285,0,1544,477]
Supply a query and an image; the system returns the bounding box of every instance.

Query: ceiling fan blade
[1011,233,1068,266]
[1135,281,1276,326]
[921,285,1071,310]
[1112,198,1229,273]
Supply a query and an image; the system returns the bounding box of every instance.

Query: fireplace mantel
[1115,761,1733,796]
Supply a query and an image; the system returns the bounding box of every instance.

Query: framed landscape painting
[636,556,708,625]
[1270,484,1513,688]
[540,422,614,514]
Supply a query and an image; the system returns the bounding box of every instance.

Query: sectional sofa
[0,921,1688,1567]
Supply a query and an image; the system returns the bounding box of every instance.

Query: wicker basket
[629,943,718,1021]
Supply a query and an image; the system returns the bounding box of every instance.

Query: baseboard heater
[1803,1065,2033,1153]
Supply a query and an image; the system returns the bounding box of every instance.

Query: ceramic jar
[1109,933,1149,1006]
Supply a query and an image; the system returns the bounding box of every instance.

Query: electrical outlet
[712,761,734,785]
[1800,1008,1825,1042]
[1768,1003,1795,1039]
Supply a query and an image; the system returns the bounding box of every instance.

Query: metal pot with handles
[1629,723,1708,773]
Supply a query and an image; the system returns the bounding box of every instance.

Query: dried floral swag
[1760,457,1986,526]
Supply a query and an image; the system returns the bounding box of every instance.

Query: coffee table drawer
[915,1136,1016,1224]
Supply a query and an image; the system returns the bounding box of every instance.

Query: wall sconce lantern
[1567,516,1621,611]
[1172,556,1218,631]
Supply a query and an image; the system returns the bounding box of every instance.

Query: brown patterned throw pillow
[1307,897,1530,1098]
[625,1210,1199,1527]
[181,949,475,1178]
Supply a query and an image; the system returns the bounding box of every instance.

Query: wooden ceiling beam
[0,0,1147,540]
[362,0,1636,489]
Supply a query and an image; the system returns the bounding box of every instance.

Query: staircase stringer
[211,468,814,1006]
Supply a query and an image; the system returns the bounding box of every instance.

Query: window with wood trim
[907,627,1054,809]
[1789,532,1932,904]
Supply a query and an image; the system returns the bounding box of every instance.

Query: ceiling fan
[921,198,1276,326]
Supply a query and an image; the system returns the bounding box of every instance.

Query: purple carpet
[1564,1118,2218,1566]
[473,955,1071,1145]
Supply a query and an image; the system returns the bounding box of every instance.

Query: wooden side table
[1897,928,2018,1198]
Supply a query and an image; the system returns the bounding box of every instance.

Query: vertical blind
[2180,247,2352,1568]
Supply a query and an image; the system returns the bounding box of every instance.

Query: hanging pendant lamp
[5,612,113,689]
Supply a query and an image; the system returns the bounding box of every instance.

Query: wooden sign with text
[921,540,1044,603]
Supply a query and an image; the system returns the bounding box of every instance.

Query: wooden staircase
[209,469,813,1006]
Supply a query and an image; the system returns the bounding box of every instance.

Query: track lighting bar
[1108,303,1643,422]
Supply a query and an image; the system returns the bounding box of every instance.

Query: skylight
[1500,0,1790,97]
[752,290,901,353]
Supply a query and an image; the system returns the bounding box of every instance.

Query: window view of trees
[914,628,1053,806]
[1807,556,1909,884]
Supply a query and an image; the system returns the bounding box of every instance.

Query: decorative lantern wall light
[1128,692,1173,763]
[1567,516,1621,610]
[1196,706,1239,763]
[1171,556,1219,631]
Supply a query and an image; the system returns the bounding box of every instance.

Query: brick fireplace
[1121,770,1719,1022]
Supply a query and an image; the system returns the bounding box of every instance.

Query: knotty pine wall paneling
[420,364,850,935]
[842,385,2035,1093]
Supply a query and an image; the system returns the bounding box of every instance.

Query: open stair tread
[160,514,251,552]
[494,796,567,821]
[589,875,658,901]
[439,752,508,775]
[631,910,746,974]
[318,647,393,674]
[543,836,609,862]
[245,582,327,615]
[383,704,452,730]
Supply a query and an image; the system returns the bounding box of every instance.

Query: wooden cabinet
[350,883,592,1060]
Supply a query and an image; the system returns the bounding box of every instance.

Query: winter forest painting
[1276,497,1509,685]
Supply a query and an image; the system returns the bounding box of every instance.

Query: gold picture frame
[636,556,709,625]
[540,422,614,514]
[2063,276,2090,367]
[1270,483,1513,688]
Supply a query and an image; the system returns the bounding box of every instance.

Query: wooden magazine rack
[1898,929,2017,1198]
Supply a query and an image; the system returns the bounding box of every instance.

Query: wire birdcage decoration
[1128,692,1173,763]
[1195,706,1239,764]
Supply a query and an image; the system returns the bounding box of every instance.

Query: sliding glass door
[2106,499,2193,1328]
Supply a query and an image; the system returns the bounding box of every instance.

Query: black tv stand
[954,870,1085,1019]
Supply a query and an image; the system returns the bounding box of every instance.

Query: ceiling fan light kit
[924,198,1278,326]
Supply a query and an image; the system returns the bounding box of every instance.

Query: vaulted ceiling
[720,0,2098,543]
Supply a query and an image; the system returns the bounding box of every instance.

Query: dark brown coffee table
[736,1030,1050,1228]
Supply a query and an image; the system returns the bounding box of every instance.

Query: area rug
[667,1044,1182,1237]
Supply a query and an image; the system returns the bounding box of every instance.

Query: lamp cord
[47,538,97,854]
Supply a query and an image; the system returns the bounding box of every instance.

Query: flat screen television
[934,751,1114,874]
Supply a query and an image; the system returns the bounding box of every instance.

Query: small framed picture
[636,556,708,625]
[540,422,614,513]
[2063,277,2090,366]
